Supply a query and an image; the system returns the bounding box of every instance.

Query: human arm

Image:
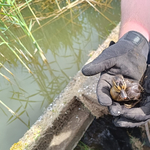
[82,0,150,127]
[120,0,150,41]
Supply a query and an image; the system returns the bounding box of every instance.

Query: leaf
[0,107,8,116]
[28,119,30,127]
[12,98,38,103]
[27,92,40,98]
[19,87,28,93]
[24,100,29,110]
[7,0,11,5]
[29,19,33,32]
[7,106,22,122]
[7,115,14,123]
[26,111,29,118]
[0,3,11,6]
[8,110,25,124]
[18,110,25,117]
[0,42,5,46]
[60,69,69,80]
[63,66,73,70]
[15,106,22,113]
[40,99,45,109]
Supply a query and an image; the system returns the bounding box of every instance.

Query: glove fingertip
[99,100,112,106]
[113,117,131,127]
[113,117,131,128]
[113,117,146,128]
[113,117,121,127]
[109,102,122,116]
[97,95,112,106]
[82,65,90,76]
[82,63,96,76]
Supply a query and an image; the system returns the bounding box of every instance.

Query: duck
[110,74,143,108]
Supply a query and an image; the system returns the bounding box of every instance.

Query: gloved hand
[82,31,149,107]
[109,65,150,127]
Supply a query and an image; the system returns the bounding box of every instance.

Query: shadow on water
[0,0,121,149]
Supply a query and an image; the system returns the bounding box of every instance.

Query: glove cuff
[119,31,149,61]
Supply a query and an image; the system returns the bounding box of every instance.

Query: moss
[10,141,27,150]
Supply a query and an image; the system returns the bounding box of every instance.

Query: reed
[0,0,113,78]
[1,0,47,70]
[1,1,112,51]
[0,0,114,128]
[75,141,94,150]
[0,100,30,128]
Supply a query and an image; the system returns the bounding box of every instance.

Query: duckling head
[112,75,127,100]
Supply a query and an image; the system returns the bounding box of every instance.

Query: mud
[22,97,94,150]
[32,97,80,150]
[77,115,150,150]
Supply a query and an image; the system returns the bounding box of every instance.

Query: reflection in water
[0,1,120,149]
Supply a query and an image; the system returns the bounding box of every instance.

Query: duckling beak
[120,89,127,100]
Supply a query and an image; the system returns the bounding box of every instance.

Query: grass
[75,141,94,150]
[0,0,113,74]
[0,0,114,131]
[0,100,30,128]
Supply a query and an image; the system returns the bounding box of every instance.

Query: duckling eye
[115,81,120,86]
[119,82,123,87]
[115,83,118,87]
[120,81,126,89]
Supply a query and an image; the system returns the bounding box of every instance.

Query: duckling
[110,75,127,101]
[110,75,143,108]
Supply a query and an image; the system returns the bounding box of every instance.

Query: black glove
[109,65,150,127]
[82,31,149,107]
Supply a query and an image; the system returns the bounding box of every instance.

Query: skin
[119,0,150,41]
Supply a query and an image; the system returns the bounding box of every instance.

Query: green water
[0,1,120,149]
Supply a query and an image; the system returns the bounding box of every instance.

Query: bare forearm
[120,0,150,41]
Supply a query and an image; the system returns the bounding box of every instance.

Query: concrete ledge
[10,23,120,150]
[32,97,94,150]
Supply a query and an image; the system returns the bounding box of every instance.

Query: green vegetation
[75,141,94,150]
[0,0,113,78]
[0,0,114,127]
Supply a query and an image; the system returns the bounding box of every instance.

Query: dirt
[32,97,80,150]
[28,95,108,150]
[22,97,91,150]
[76,114,150,150]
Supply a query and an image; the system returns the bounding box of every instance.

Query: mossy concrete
[11,23,120,150]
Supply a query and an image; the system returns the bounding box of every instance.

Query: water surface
[0,1,120,149]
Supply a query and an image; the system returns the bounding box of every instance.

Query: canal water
[0,0,120,149]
